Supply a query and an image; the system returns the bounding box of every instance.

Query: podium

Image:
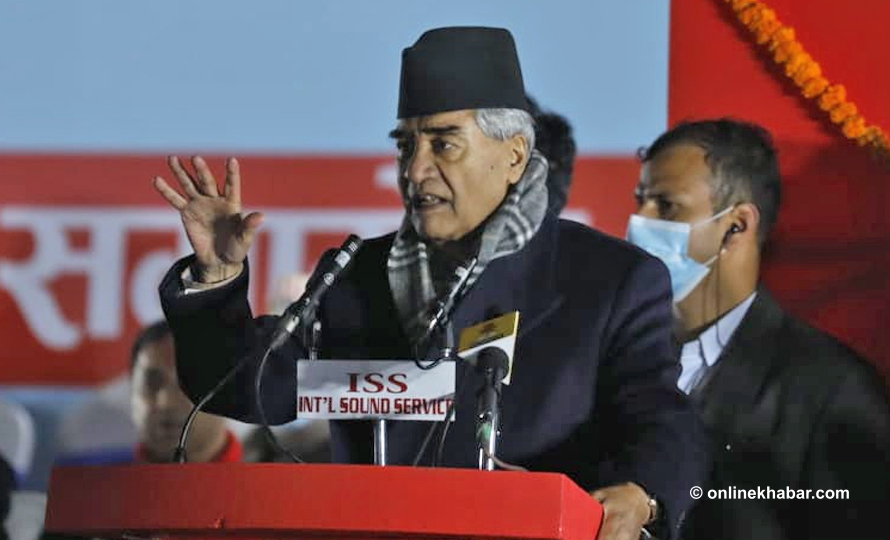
[45,463,603,539]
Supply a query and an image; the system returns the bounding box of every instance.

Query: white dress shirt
[677,292,757,394]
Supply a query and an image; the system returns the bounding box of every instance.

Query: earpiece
[722,223,743,245]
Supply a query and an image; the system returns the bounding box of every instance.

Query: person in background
[1,400,43,540]
[628,118,890,540]
[130,321,242,464]
[527,95,576,217]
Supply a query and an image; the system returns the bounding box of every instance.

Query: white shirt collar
[681,291,757,367]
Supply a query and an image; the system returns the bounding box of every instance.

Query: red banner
[0,154,639,385]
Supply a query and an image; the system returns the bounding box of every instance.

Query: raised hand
[153,156,264,283]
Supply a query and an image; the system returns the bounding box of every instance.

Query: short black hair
[527,95,576,216]
[641,118,782,247]
[130,320,171,371]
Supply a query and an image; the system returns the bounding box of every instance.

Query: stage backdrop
[670,0,890,380]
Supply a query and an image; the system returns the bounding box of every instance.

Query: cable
[433,398,457,467]
[482,447,527,472]
[411,414,442,467]
[412,259,477,371]
[432,364,474,467]
[173,354,251,463]
[410,359,468,467]
[172,332,304,464]
[254,344,305,464]
[715,246,727,348]
[413,354,448,371]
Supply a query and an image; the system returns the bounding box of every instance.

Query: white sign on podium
[296,360,456,421]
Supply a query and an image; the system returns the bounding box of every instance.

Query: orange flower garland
[723,0,890,161]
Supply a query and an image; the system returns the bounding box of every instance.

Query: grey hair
[474,108,535,154]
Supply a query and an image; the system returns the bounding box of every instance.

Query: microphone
[474,347,510,376]
[415,257,478,354]
[475,347,509,471]
[270,234,363,350]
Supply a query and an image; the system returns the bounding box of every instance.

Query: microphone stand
[307,319,322,361]
[375,321,457,467]
[474,348,508,471]
[372,311,396,466]
[373,419,388,466]
[431,320,458,466]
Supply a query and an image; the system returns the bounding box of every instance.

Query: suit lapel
[692,288,786,432]
[450,214,564,339]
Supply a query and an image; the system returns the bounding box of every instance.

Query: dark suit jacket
[680,289,890,540]
[160,214,709,537]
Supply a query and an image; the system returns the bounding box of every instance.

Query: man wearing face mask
[627,118,890,540]
[156,27,708,540]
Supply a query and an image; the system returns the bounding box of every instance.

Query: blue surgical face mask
[626,207,733,303]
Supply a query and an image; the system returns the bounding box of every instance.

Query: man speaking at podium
[155,27,707,540]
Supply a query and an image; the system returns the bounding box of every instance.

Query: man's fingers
[168,156,200,198]
[591,489,607,502]
[238,211,265,244]
[191,156,220,197]
[224,157,241,206]
[242,211,265,232]
[153,177,188,210]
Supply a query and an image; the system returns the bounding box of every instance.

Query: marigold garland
[723,0,890,160]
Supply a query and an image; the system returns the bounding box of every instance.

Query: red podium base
[46,463,603,540]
